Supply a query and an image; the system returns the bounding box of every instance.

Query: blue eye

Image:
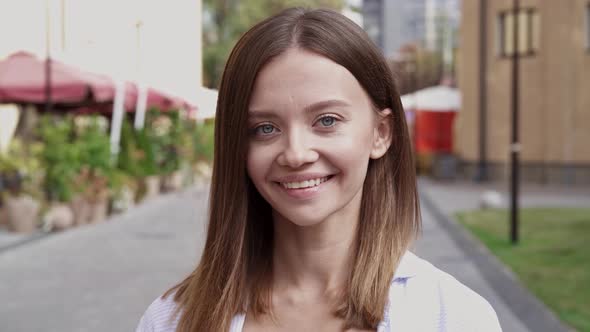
[318,116,337,127]
[254,124,276,135]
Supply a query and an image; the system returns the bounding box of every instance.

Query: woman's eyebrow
[302,99,351,113]
[248,99,351,118]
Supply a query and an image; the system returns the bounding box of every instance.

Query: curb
[419,190,573,332]
[0,184,211,256]
[0,232,50,254]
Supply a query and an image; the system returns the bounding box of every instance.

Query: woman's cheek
[326,129,373,163]
[246,146,266,181]
[247,143,279,180]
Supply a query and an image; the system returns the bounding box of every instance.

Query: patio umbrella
[0,51,115,105]
[123,82,193,111]
[61,82,195,116]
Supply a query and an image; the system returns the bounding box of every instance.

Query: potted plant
[0,138,43,233]
[109,169,137,214]
[191,119,215,185]
[120,115,160,202]
[72,115,113,224]
[176,120,197,186]
[37,115,80,228]
[149,109,184,192]
[113,117,148,211]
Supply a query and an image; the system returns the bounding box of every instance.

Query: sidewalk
[0,227,47,253]
[0,186,209,332]
[0,179,584,331]
[419,176,590,214]
[417,176,586,332]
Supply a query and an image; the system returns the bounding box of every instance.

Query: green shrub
[146,108,182,175]
[38,114,114,202]
[0,138,44,199]
[118,115,160,179]
[192,120,215,163]
[37,115,80,202]
[72,115,113,197]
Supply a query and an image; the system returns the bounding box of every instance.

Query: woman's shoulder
[390,251,502,331]
[135,292,181,332]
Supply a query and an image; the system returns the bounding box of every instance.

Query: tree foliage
[202,0,344,88]
[388,44,445,96]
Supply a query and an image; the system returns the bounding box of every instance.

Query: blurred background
[0,0,588,331]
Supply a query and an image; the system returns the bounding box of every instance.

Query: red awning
[0,51,115,104]
[123,82,194,112]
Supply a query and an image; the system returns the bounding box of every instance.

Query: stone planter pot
[192,162,212,187]
[5,194,40,233]
[0,206,8,228]
[87,194,109,224]
[143,175,160,201]
[70,190,110,225]
[111,184,136,213]
[70,195,91,226]
[45,203,74,231]
[163,171,184,192]
[162,171,182,192]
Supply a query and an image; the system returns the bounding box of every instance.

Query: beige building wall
[457,0,590,183]
[455,0,479,163]
[571,0,590,163]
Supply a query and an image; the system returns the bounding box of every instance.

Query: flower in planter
[0,138,44,233]
[152,115,172,137]
[74,115,108,135]
[0,138,45,198]
[72,166,109,202]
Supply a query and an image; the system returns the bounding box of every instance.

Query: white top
[135,251,502,331]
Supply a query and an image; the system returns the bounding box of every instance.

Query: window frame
[497,7,539,58]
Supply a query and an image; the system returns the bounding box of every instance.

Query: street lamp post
[476,0,488,182]
[510,0,520,244]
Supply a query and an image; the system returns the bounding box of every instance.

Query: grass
[455,208,590,332]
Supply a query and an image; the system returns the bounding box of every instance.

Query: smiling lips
[280,176,330,189]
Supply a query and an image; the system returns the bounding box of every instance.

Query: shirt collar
[392,250,420,280]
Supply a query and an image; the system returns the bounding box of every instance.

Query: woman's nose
[276,129,319,168]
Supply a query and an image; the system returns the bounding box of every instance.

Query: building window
[497,8,539,56]
[586,3,590,50]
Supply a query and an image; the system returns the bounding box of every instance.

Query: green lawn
[455,208,590,332]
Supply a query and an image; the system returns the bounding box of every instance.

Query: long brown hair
[165,7,420,331]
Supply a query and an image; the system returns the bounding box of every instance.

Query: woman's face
[246,48,391,227]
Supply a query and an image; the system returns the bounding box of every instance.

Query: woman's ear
[370,108,393,159]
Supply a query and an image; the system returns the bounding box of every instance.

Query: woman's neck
[271,188,363,301]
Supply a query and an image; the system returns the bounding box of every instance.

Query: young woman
[136,7,502,332]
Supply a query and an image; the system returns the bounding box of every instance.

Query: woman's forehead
[249,49,368,111]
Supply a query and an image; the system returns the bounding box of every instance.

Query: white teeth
[281,176,330,189]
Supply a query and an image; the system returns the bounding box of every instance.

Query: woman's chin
[274,210,328,228]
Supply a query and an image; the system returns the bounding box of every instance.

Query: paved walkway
[0,227,46,253]
[419,176,590,214]
[412,199,530,332]
[0,187,208,332]
[1,179,585,331]
[418,176,587,332]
